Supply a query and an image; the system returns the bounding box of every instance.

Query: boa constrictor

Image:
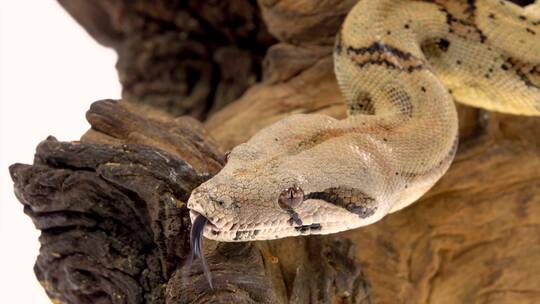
[188,0,540,245]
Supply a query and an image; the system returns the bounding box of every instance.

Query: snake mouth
[189,210,218,231]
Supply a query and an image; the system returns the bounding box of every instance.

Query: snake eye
[278,186,304,209]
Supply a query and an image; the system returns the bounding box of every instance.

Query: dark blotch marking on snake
[295,223,322,233]
[190,215,214,289]
[343,90,376,115]
[436,3,487,43]
[347,42,418,60]
[505,57,540,89]
[437,39,450,52]
[233,229,260,241]
[345,42,426,73]
[464,0,477,16]
[305,187,377,218]
[287,209,303,226]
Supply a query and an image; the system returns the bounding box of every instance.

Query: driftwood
[57,0,275,118]
[9,0,540,303]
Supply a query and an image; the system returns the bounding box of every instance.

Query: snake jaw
[189,210,218,230]
[188,199,237,238]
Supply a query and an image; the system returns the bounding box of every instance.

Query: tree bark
[9,0,540,303]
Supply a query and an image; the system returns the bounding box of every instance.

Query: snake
[187,0,540,285]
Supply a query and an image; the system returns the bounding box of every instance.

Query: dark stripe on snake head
[305,187,377,218]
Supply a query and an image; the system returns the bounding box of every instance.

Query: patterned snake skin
[188,0,540,242]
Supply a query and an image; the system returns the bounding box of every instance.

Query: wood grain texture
[58,0,275,118]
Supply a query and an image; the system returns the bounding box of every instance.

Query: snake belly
[187,0,540,242]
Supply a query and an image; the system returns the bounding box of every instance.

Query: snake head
[187,114,390,242]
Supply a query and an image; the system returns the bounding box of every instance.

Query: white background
[0,1,121,302]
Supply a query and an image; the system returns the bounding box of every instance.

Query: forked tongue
[190,215,214,289]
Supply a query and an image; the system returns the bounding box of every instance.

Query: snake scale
[188,0,540,248]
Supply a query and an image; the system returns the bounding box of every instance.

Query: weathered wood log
[58,0,275,118]
[10,100,366,303]
[9,0,540,303]
[10,100,222,303]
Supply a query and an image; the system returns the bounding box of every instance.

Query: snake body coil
[188,0,540,242]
